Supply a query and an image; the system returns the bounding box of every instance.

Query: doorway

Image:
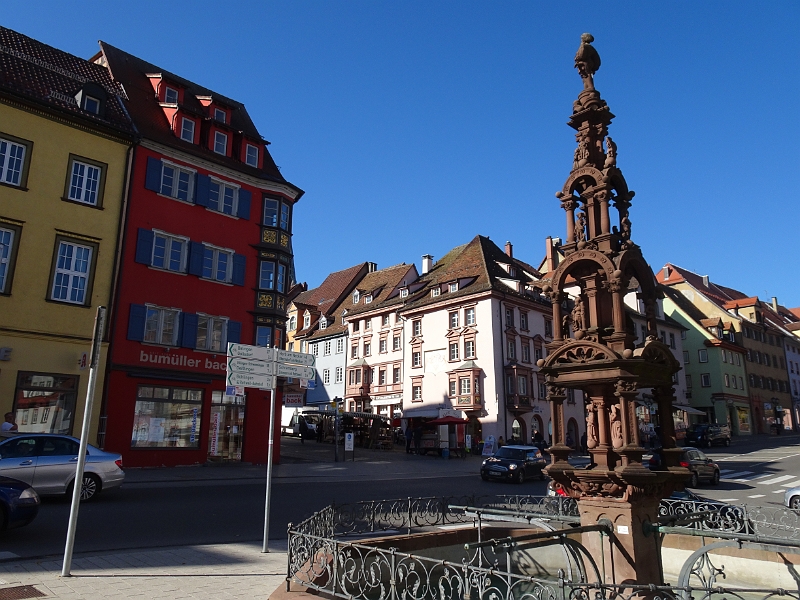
[208,391,245,461]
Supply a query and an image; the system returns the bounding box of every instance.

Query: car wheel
[517,471,525,484]
[689,472,699,488]
[711,470,720,485]
[791,497,800,510]
[68,473,101,502]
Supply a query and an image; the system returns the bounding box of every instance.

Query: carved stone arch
[605,168,630,200]
[633,340,680,370]
[551,249,617,291]
[544,339,620,368]
[617,251,657,298]
[562,166,606,197]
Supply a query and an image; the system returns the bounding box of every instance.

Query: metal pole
[62,306,106,577]
[263,351,278,552]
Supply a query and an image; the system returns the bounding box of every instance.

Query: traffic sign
[275,349,315,367]
[227,357,275,376]
[275,363,315,380]
[227,343,274,361]
[227,371,276,389]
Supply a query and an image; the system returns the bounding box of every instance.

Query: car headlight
[19,488,39,503]
[509,463,518,470]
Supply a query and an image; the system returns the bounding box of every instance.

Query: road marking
[720,469,734,475]
[758,475,797,485]
[738,473,770,482]
[721,471,753,480]
[774,490,786,494]
[718,498,738,502]
[782,480,800,487]
[747,494,766,499]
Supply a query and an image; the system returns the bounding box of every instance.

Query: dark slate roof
[400,235,548,313]
[97,41,297,189]
[0,26,134,136]
[344,263,417,316]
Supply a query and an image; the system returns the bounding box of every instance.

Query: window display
[14,372,77,434]
[132,385,203,448]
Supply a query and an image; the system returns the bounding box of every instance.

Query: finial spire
[574,33,601,91]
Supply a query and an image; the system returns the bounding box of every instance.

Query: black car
[685,424,731,448]
[648,447,720,487]
[481,445,546,483]
[0,475,40,531]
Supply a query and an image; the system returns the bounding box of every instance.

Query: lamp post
[332,396,342,461]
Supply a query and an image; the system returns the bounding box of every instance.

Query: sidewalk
[0,541,288,599]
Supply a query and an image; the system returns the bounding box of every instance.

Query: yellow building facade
[0,28,134,442]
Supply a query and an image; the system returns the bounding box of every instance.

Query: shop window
[13,372,78,434]
[0,223,22,295]
[132,385,203,448]
[65,156,105,207]
[49,238,96,306]
[208,391,244,460]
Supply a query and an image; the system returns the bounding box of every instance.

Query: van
[281,408,318,439]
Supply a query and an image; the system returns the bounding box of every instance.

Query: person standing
[1,412,17,432]
[413,426,423,455]
[405,423,414,454]
[298,415,308,445]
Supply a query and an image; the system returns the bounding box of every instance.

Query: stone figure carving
[571,300,584,331]
[620,215,632,239]
[575,33,601,91]
[574,212,587,243]
[573,137,590,169]
[603,136,616,169]
[610,404,624,449]
[586,404,598,449]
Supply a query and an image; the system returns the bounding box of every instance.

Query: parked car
[0,434,124,501]
[784,484,800,510]
[648,447,720,487]
[685,424,731,448]
[0,475,40,531]
[481,445,546,483]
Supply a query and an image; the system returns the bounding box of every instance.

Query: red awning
[427,415,469,425]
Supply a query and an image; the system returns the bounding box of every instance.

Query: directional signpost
[225,342,315,553]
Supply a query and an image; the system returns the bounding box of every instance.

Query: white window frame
[0,138,26,186]
[393,336,401,351]
[144,304,181,346]
[319,317,328,330]
[151,230,188,272]
[312,344,319,357]
[245,144,259,167]
[393,366,401,383]
[449,282,458,293]
[365,294,373,304]
[214,108,226,123]
[449,342,459,361]
[201,243,234,283]
[412,385,422,400]
[51,241,92,304]
[449,311,459,329]
[465,339,475,359]
[180,117,195,143]
[160,161,195,202]
[412,351,421,367]
[351,345,358,359]
[303,313,311,329]
[83,95,100,114]
[399,288,408,298]
[460,377,471,395]
[698,349,708,363]
[517,376,527,395]
[379,339,387,353]
[67,159,102,206]
[353,291,360,304]
[324,341,331,355]
[0,227,14,293]
[336,338,344,353]
[507,339,516,359]
[196,313,228,352]
[520,312,528,330]
[207,176,239,216]
[214,131,228,155]
[465,307,475,326]
[335,367,343,383]
[323,369,330,385]
[364,342,371,356]
[413,320,422,336]
[431,288,440,297]
[164,87,178,104]
[700,373,711,387]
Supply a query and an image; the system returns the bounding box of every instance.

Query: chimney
[544,237,559,273]
[505,241,513,258]
[662,265,670,280]
[701,275,709,288]
[367,262,378,273]
[772,296,779,313]
[421,254,433,274]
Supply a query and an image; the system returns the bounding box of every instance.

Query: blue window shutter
[127,304,147,341]
[134,229,154,265]
[227,321,241,344]
[181,313,198,349]
[195,174,210,207]
[188,242,204,276]
[232,254,246,286]
[237,189,251,219]
[145,157,162,192]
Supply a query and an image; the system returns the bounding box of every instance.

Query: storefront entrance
[207,391,245,461]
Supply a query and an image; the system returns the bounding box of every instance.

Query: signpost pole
[62,306,106,577]
[262,349,277,553]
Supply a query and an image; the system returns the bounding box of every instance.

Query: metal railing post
[371,500,376,533]
[407,497,413,535]
[332,539,339,596]
[285,522,293,592]
[389,549,397,600]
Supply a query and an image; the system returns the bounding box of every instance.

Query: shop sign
[190,408,198,443]
[139,350,225,371]
[210,412,220,455]
[284,393,304,407]
[78,352,89,370]
[228,357,276,376]
[345,432,354,452]
[225,385,245,396]
[227,371,276,389]
[275,363,315,380]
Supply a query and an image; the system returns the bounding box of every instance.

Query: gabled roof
[97,41,297,189]
[293,263,370,338]
[400,235,548,313]
[345,263,418,316]
[0,26,134,136]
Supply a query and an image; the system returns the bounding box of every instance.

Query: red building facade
[96,43,302,467]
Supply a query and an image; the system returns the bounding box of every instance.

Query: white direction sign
[227,371,276,389]
[227,343,274,361]
[275,363,315,380]
[275,349,315,367]
[227,357,275,376]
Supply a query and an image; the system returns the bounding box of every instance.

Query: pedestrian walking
[405,423,414,454]
[298,415,308,444]
[413,426,423,455]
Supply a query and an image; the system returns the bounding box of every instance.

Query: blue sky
[6,2,799,305]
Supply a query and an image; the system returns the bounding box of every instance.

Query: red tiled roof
[0,26,134,136]
[294,263,370,316]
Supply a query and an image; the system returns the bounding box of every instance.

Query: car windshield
[688,424,708,433]
[494,448,525,460]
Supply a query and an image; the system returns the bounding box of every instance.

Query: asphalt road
[0,456,548,560]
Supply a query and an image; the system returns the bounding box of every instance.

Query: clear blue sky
[6,2,799,306]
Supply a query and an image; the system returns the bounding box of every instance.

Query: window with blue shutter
[145,157,162,192]
[227,320,242,344]
[237,189,251,219]
[180,313,198,349]
[135,229,154,265]
[232,254,246,286]
[188,242,204,276]
[195,174,210,207]
[127,304,147,341]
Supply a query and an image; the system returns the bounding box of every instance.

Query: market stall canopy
[427,415,469,425]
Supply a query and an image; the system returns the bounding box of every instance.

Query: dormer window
[75,83,106,116]
[180,118,195,143]
[365,294,373,304]
[400,289,408,298]
[508,266,516,277]
[431,288,440,297]
[83,96,100,114]
[245,144,259,167]
[449,282,458,293]
[303,313,311,329]
[214,131,228,155]
[214,108,226,123]
[320,317,328,330]
[353,291,360,304]
[164,87,179,104]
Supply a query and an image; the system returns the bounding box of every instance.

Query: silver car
[0,434,124,501]
[785,485,800,510]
